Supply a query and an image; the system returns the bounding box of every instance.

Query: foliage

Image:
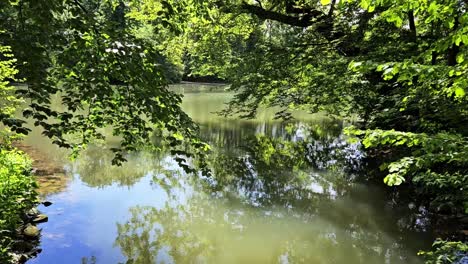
[156,1,468,261]
[0,0,467,260]
[155,0,468,221]
[0,147,38,263]
[0,0,210,170]
[347,127,468,213]
[418,239,468,264]
[0,42,25,146]
[340,0,468,218]
[0,148,37,229]
[0,26,37,264]
[0,44,20,120]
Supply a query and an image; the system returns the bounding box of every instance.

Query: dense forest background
[0,0,467,263]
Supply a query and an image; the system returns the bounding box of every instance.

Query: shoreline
[7,142,66,263]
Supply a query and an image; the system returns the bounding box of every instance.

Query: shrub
[418,240,468,264]
[0,147,38,263]
[346,128,468,214]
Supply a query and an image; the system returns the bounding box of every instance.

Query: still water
[26,83,431,264]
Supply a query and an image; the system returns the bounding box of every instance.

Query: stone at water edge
[9,253,28,264]
[32,214,48,224]
[42,201,52,207]
[13,241,35,252]
[23,224,40,237]
[26,208,39,216]
[25,247,43,258]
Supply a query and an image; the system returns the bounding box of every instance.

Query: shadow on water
[25,84,433,264]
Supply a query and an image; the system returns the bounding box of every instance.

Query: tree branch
[328,0,337,17]
[408,10,417,42]
[239,2,325,28]
[73,0,89,14]
[255,0,263,9]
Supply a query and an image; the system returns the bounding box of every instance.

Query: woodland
[0,0,467,263]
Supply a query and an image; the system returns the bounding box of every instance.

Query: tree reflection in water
[114,195,421,263]
[203,121,363,210]
[113,121,422,264]
[69,145,168,188]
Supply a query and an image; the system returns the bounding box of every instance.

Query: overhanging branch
[239,2,325,28]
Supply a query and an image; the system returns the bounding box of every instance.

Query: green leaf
[360,0,370,10]
[384,174,405,186]
[456,54,464,64]
[320,0,332,5]
[454,87,465,98]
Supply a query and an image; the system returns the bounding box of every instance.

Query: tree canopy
[0,0,210,170]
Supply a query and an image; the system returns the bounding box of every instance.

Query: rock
[19,254,28,263]
[32,214,48,224]
[9,253,27,264]
[26,247,42,257]
[13,241,35,252]
[42,201,52,207]
[23,224,40,237]
[26,208,39,217]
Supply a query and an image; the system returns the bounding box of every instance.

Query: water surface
[26,84,430,264]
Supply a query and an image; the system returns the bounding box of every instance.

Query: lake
[25,83,431,264]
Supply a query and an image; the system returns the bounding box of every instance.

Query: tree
[0,41,39,263]
[0,0,210,170]
[172,0,468,212]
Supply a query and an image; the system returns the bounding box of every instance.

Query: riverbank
[0,142,63,263]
